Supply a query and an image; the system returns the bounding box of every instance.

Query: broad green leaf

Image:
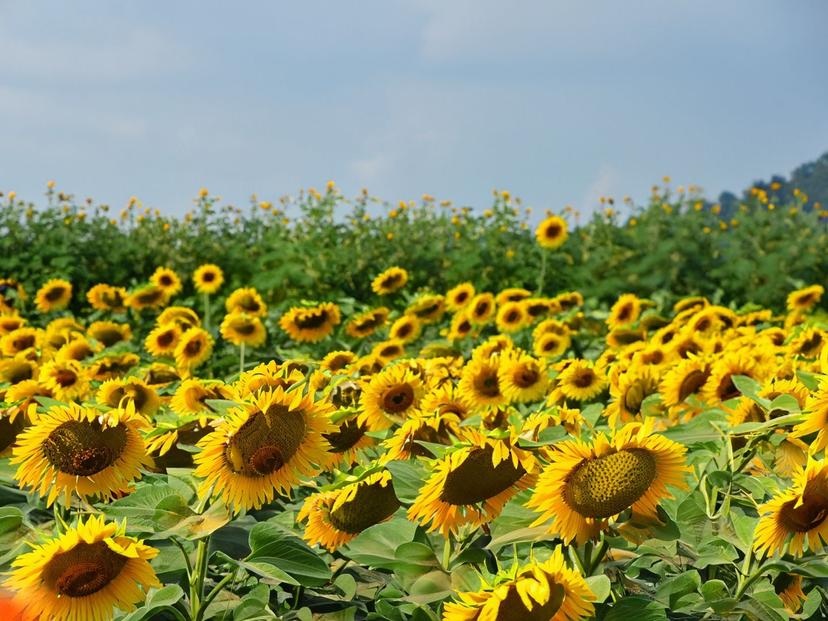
[247,522,331,586]
[605,597,668,621]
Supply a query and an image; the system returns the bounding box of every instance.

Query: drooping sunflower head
[495,301,528,334]
[773,573,807,614]
[37,359,91,402]
[173,327,213,371]
[279,302,341,343]
[150,266,182,297]
[225,287,267,317]
[96,378,160,417]
[193,387,334,512]
[388,314,421,343]
[789,327,825,359]
[299,470,401,551]
[443,548,595,621]
[383,410,463,461]
[556,360,607,403]
[527,420,689,544]
[221,311,267,347]
[359,364,424,429]
[607,293,642,329]
[157,306,201,330]
[12,403,152,506]
[86,283,128,312]
[787,284,823,313]
[658,356,710,412]
[446,282,475,311]
[193,263,224,294]
[35,278,72,313]
[345,306,389,338]
[535,215,569,250]
[406,293,446,324]
[371,266,409,295]
[87,321,132,348]
[321,410,375,468]
[498,350,549,404]
[606,365,663,427]
[126,284,169,311]
[468,293,496,325]
[6,514,160,621]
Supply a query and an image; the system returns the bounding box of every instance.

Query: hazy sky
[1,1,827,216]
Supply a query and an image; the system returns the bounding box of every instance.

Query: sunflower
[86,283,129,312]
[533,332,571,359]
[442,548,595,621]
[38,359,90,402]
[87,321,132,347]
[321,412,375,468]
[523,297,559,322]
[0,357,37,385]
[0,405,29,456]
[606,328,646,349]
[144,323,181,358]
[420,384,471,420]
[170,378,234,416]
[279,302,341,343]
[607,294,642,329]
[143,362,181,386]
[406,294,446,324]
[232,361,306,399]
[44,317,85,350]
[495,301,528,334]
[0,313,25,335]
[299,470,400,551]
[4,380,53,414]
[388,314,421,343]
[35,279,72,313]
[173,327,213,371]
[225,287,267,317]
[606,366,663,427]
[55,337,98,363]
[5,514,159,621]
[383,410,463,461]
[498,351,548,404]
[96,378,160,417]
[193,387,333,513]
[193,263,224,295]
[359,364,423,430]
[90,353,140,382]
[468,293,496,325]
[556,360,607,402]
[320,350,357,373]
[446,282,475,311]
[1,327,41,357]
[458,355,506,412]
[126,284,169,311]
[495,288,531,306]
[149,266,182,297]
[371,267,409,295]
[792,378,828,455]
[773,573,806,614]
[554,291,584,311]
[527,420,689,543]
[371,339,406,363]
[0,278,26,313]
[790,327,825,359]
[659,357,710,412]
[408,432,536,536]
[221,311,267,347]
[157,306,201,329]
[700,350,770,406]
[345,307,389,338]
[787,285,823,313]
[447,311,475,341]
[12,403,151,506]
[535,215,568,250]
[754,457,828,557]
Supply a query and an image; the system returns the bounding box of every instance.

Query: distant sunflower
[556,360,607,402]
[607,294,641,329]
[144,323,181,358]
[359,364,423,430]
[527,421,689,543]
[12,403,151,506]
[554,291,584,311]
[468,293,496,325]
[787,285,823,313]
[754,458,828,557]
[157,306,201,329]
[458,355,506,411]
[221,311,267,347]
[87,321,132,347]
[406,293,446,324]
[0,278,26,313]
[0,313,25,335]
[86,283,126,312]
[792,378,828,456]
[55,337,98,363]
[320,350,357,373]
[171,378,234,416]
[408,433,536,536]
[535,215,568,250]
[35,279,72,313]
[701,351,769,406]
[447,311,475,341]
[0,357,37,385]
[659,357,710,411]
[606,366,662,427]
[443,548,595,621]
[523,297,559,321]
[299,470,400,551]
[533,332,571,359]
[279,302,341,343]
[790,327,825,359]
[383,410,463,461]
[193,263,224,295]
[97,378,160,417]
[126,284,169,311]
[420,384,471,420]
[193,387,333,513]
[6,514,159,621]
[388,314,421,343]
[173,327,213,371]
[673,296,708,315]
[495,301,528,334]
[446,282,475,311]
[38,359,90,402]
[150,266,182,297]
[345,307,389,338]
[371,339,406,363]
[606,328,646,349]
[498,351,548,403]
[371,267,409,295]
[495,287,532,305]
[225,287,267,317]
[143,362,181,386]
[1,327,41,357]
[90,353,140,382]
[322,412,375,468]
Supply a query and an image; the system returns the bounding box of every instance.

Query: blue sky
[1,1,827,216]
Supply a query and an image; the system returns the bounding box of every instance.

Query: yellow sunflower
[149,266,182,297]
[87,321,132,348]
[89,353,141,382]
[279,302,341,343]
[658,357,710,412]
[533,331,571,359]
[55,337,99,363]
[38,359,91,402]
[144,322,181,358]
[0,313,25,335]
[605,365,663,427]
[345,307,389,338]
[193,387,333,513]
[193,263,224,295]
[458,355,506,411]
[35,279,72,313]
[157,306,201,329]
[498,350,548,404]
[1,327,42,357]
[468,293,496,325]
[320,350,357,373]
[556,360,607,402]
[700,350,771,406]
[420,384,471,420]
[787,284,823,313]
[321,412,375,468]
[371,339,407,363]
[535,215,568,249]
[86,283,128,313]
[221,311,267,347]
[0,357,37,385]
[773,573,807,614]
[173,327,213,371]
[388,314,421,344]
[754,457,828,557]
[495,301,528,334]
[126,284,169,311]
[607,293,642,329]
[527,420,689,543]
[382,410,463,461]
[143,362,181,386]
[793,377,828,454]
[447,310,475,341]
[225,287,267,317]
[299,470,400,551]
[359,364,423,430]
[0,278,26,313]
[408,432,536,536]
[446,282,475,311]
[96,378,160,417]
[790,327,825,359]
[443,548,595,621]
[171,378,234,416]
[495,287,532,305]
[12,403,151,506]
[371,267,409,295]
[6,514,159,621]
[406,293,446,324]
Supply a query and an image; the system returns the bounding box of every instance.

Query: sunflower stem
[568,545,587,576]
[197,571,236,621]
[239,342,245,375]
[171,536,194,580]
[587,539,610,575]
[442,534,453,570]
[190,537,211,620]
[535,249,548,296]
[157,605,189,621]
[203,293,211,333]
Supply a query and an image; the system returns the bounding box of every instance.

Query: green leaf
[342,518,417,569]
[605,597,668,621]
[731,375,770,408]
[586,574,611,603]
[0,507,23,534]
[247,522,331,586]
[385,460,427,504]
[334,573,358,600]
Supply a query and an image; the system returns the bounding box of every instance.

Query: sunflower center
[43,420,127,476]
[616,303,633,323]
[779,484,828,532]
[396,324,413,338]
[506,311,519,323]
[573,370,595,388]
[545,223,562,238]
[296,310,328,329]
[439,446,526,505]
[13,334,35,350]
[496,582,565,621]
[715,373,741,401]
[0,414,27,452]
[160,275,173,286]
[138,289,163,304]
[225,405,307,478]
[95,328,123,347]
[158,331,176,347]
[235,322,256,335]
[184,338,203,356]
[7,362,33,383]
[45,286,66,302]
[381,275,401,289]
[474,371,501,398]
[328,481,401,534]
[455,292,469,305]
[514,367,540,388]
[203,271,216,282]
[324,419,367,453]
[564,448,657,518]
[45,541,127,598]
[382,384,415,413]
[678,369,708,401]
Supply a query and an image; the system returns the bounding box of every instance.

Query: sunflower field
[1,186,828,621]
